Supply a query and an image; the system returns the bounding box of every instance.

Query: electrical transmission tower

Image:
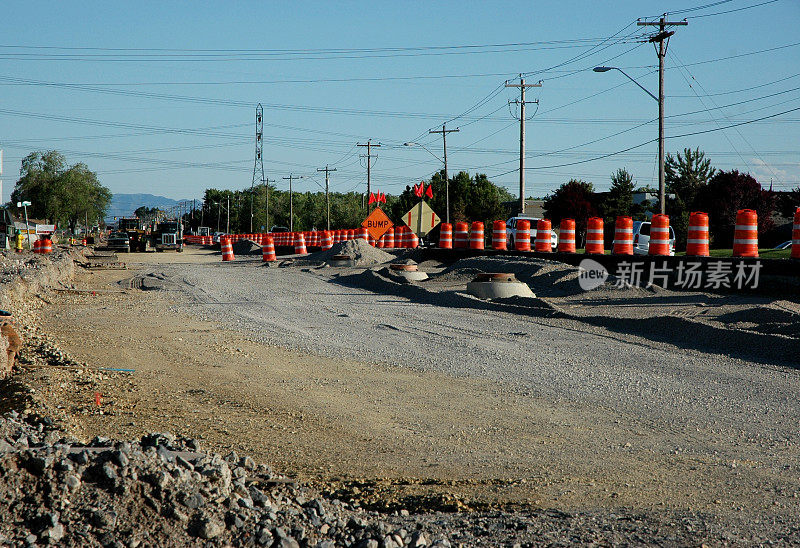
[357,139,381,207]
[251,104,265,232]
[506,76,542,216]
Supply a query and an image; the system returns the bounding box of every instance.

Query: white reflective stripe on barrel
[586,239,604,245]
[794,224,800,230]
[560,229,575,235]
[794,239,800,244]
[735,224,757,231]
[733,238,758,244]
[686,239,708,244]
[649,239,670,245]
[688,225,709,232]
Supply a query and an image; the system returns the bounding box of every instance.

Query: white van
[631,220,676,255]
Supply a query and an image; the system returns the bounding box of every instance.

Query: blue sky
[1,0,798,207]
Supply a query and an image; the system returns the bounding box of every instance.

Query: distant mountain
[106,193,189,220]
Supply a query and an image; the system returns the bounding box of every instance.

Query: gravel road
[160,255,799,447]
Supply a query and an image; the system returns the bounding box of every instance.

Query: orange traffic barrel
[469,222,485,250]
[41,238,52,254]
[33,239,42,254]
[321,231,333,250]
[398,226,409,248]
[81,238,87,246]
[612,216,633,255]
[453,222,469,248]
[383,227,395,248]
[294,232,308,255]
[558,219,576,253]
[733,209,758,257]
[221,238,235,261]
[534,219,552,252]
[648,214,671,256]
[686,212,710,257]
[792,208,800,259]
[439,223,453,249]
[409,232,419,249]
[357,227,368,241]
[585,217,604,254]
[515,220,531,252]
[262,237,277,262]
[492,220,507,250]
[367,232,376,247]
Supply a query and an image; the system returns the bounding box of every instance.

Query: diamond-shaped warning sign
[403,200,441,237]
[362,207,393,241]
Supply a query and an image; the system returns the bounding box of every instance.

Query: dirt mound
[303,239,395,266]
[231,239,262,255]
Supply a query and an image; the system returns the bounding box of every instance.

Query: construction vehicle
[153,220,183,252]
[118,217,149,252]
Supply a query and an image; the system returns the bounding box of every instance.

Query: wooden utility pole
[357,140,380,207]
[506,76,541,216]
[317,165,336,231]
[429,124,459,224]
[638,15,687,214]
[283,174,303,232]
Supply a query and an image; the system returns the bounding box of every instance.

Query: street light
[403,142,450,224]
[594,65,665,214]
[16,200,32,250]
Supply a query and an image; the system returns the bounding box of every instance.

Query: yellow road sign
[403,200,441,236]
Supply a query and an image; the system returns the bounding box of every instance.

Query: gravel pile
[0,413,770,547]
[233,240,264,256]
[302,240,396,267]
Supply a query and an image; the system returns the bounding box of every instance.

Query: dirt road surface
[29,246,800,533]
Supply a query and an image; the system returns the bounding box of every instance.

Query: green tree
[664,148,715,247]
[665,147,715,206]
[543,179,598,236]
[695,170,775,247]
[600,168,643,220]
[11,151,111,232]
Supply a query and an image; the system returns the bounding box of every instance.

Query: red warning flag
[414,183,424,198]
[425,184,433,199]
[368,192,376,204]
[379,192,386,203]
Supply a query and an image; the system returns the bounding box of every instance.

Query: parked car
[269,225,290,233]
[106,231,130,253]
[774,241,792,250]
[212,232,227,244]
[505,216,557,250]
[631,220,676,255]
